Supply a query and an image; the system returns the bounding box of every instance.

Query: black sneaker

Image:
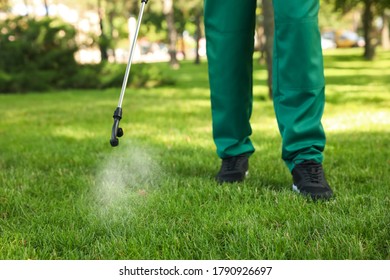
[215,154,249,184]
[292,160,334,200]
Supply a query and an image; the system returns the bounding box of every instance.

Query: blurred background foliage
[0,0,389,93]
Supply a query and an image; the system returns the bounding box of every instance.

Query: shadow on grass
[140,128,390,196]
[325,74,390,87]
[325,93,388,105]
[324,51,364,63]
[142,136,291,193]
[165,58,269,94]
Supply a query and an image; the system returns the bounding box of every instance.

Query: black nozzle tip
[110,138,119,147]
[117,127,124,137]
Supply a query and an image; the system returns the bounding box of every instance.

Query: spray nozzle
[110,107,124,147]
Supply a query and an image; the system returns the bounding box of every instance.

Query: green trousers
[204,0,326,171]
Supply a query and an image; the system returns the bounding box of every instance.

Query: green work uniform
[204,0,326,172]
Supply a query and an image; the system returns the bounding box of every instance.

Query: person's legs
[272,0,326,172]
[272,0,333,199]
[204,0,257,159]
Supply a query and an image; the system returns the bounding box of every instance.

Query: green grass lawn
[0,48,389,260]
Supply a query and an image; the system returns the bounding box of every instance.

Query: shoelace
[301,162,323,184]
[221,156,244,171]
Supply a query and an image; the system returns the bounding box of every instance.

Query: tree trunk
[23,0,29,16]
[363,0,375,60]
[256,25,265,64]
[97,0,108,62]
[263,0,274,99]
[381,12,390,50]
[108,8,116,62]
[43,0,49,16]
[194,9,202,65]
[180,35,186,60]
[163,0,179,69]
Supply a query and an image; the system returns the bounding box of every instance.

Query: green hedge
[0,16,175,93]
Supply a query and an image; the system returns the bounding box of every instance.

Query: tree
[43,0,49,16]
[333,0,390,60]
[381,9,390,49]
[193,7,202,64]
[362,0,376,59]
[97,0,109,61]
[175,0,203,64]
[163,0,179,68]
[262,0,274,99]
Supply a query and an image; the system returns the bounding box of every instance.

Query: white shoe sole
[292,184,300,193]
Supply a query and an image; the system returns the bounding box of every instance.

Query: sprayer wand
[110,0,149,147]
